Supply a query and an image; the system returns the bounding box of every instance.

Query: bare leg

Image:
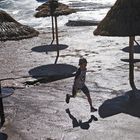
[81,85,97,112]
[87,94,93,108]
[87,95,97,112]
[66,86,77,103]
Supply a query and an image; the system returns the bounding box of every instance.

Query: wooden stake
[51,16,55,45]
[0,81,5,127]
[129,36,137,90]
[54,16,59,64]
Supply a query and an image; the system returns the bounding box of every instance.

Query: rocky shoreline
[66,20,99,26]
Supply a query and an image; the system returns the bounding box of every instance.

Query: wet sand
[1,25,140,140]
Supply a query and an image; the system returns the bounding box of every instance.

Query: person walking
[66,58,97,112]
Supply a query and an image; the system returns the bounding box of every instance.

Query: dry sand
[0,25,140,140]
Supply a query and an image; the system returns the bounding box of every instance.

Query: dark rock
[66,20,99,26]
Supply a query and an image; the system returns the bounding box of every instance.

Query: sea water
[0,0,116,29]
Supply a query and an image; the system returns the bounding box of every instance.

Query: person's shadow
[0,133,8,140]
[99,90,140,118]
[65,108,98,130]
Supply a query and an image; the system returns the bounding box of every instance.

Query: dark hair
[79,58,87,65]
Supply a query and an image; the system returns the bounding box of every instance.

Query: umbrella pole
[0,81,5,127]
[54,16,59,64]
[129,36,137,90]
[51,16,55,45]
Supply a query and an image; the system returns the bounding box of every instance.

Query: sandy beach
[0,25,140,140]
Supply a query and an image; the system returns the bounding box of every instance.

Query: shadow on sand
[31,44,68,53]
[99,90,140,118]
[122,45,140,53]
[0,133,8,140]
[26,64,77,84]
[65,108,98,130]
[121,58,140,63]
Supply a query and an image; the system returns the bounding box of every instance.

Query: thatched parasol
[34,0,76,64]
[0,10,39,127]
[35,1,76,17]
[0,10,39,41]
[94,0,140,90]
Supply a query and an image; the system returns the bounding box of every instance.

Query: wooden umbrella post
[0,81,5,127]
[0,81,1,93]
[49,0,59,64]
[129,36,137,90]
[35,0,75,64]
[51,16,55,45]
[55,16,59,45]
[54,16,59,64]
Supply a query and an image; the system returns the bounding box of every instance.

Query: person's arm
[74,68,81,81]
[86,70,95,72]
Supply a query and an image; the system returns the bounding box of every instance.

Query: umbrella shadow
[31,44,68,53]
[26,64,77,84]
[65,108,98,130]
[0,133,8,140]
[122,45,140,53]
[121,58,140,63]
[99,90,140,118]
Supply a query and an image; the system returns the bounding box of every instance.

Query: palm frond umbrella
[0,10,39,126]
[94,0,140,91]
[34,0,76,64]
[0,10,39,41]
